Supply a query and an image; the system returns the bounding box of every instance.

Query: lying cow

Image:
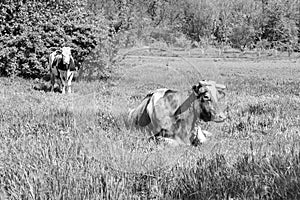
[128,80,226,146]
[49,47,76,94]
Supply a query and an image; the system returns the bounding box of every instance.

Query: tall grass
[1,56,300,199]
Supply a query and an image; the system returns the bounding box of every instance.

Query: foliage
[261,1,297,49]
[1,0,300,78]
[95,0,300,50]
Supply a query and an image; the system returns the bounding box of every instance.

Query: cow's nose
[214,112,226,122]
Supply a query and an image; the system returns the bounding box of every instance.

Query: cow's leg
[66,70,74,94]
[160,137,181,146]
[173,135,186,145]
[56,76,62,93]
[196,126,207,144]
[190,126,207,146]
[196,128,207,144]
[58,69,66,94]
[202,130,213,137]
[61,80,66,94]
[50,66,58,92]
[50,71,55,92]
[154,129,185,146]
[157,135,185,146]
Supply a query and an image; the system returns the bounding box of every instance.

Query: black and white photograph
[1,0,300,199]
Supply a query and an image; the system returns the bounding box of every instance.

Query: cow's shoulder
[150,89,179,116]
[163,91,180,109]
[168,90,196,117]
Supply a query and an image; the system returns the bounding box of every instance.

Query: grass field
[1,49,300,199]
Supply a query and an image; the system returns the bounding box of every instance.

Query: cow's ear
[199,80,208,87]
[216,83,226,90]
[192,84,200,93]
[218,90,226,99]
[192,83,202,97]
[192,85,197,92]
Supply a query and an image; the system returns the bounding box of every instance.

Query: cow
[49,47,76,94]
[128,80,226,146]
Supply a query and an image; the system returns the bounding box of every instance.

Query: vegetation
[1,0,300,78]
[1,0,300,199]
[1,52,300,199]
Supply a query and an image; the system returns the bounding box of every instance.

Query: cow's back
[128,95,152,128]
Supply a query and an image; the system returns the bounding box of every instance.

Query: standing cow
[49,47,76,94]
[128,80,226,146]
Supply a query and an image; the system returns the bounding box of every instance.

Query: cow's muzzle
[213,112,226,123]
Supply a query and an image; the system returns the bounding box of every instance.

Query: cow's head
[193,80,226,122]
[61,47,72,65]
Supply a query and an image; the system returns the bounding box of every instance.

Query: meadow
[1,49,300,199]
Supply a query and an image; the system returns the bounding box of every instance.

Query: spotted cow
[49,47,76,94]
[128,80,226,146]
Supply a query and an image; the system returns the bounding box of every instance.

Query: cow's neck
[173,90,197,116]
[173,90,199,144]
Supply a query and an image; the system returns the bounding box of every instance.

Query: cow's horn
[216,84,226,89]
[199,80,209,86]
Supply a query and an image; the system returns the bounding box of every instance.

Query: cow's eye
[218,90,225,99]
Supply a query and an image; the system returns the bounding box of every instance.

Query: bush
[229,24,256,50]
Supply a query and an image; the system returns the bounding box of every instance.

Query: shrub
[229,24,256,50]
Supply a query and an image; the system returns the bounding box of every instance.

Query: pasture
[1,49,300,199]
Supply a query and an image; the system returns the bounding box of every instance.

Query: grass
[1,50,300,199]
